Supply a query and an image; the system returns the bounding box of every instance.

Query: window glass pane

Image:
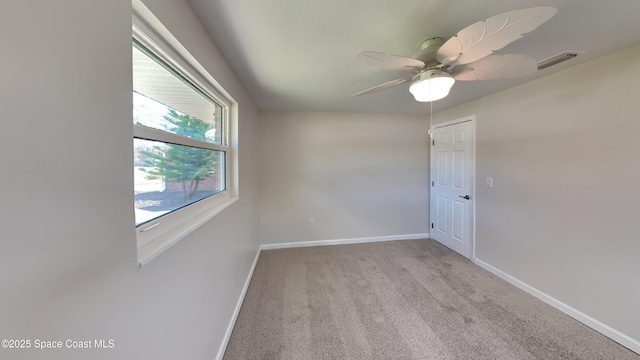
[134,138,225,226]
[132,43,223,145]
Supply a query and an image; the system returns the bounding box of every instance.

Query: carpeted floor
[223,239,639,359]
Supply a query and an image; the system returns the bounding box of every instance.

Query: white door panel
[430,118,474,258]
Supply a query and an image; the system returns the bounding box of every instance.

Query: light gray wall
[434,44,640,344]
[0,1,260,359]
[259,111,429,245]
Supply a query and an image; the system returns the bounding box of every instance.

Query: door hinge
[432,140,435,146]
[431,181,434,187]
[431,223,434,229]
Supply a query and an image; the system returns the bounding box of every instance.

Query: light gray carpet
[224,239,639,360]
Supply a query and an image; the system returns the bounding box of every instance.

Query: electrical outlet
[309,219,315,228]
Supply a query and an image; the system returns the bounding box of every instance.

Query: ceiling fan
[354,7,557,102]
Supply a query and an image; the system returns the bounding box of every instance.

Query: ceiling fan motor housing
[413,37,444,64]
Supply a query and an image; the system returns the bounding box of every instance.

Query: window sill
[137,196,238,266]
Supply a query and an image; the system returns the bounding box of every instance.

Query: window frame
[133,1,238,266]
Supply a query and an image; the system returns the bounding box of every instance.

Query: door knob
[459,195,471,200]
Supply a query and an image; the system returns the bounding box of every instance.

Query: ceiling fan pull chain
[429,101,433,138]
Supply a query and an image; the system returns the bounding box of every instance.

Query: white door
[430,118,474,258]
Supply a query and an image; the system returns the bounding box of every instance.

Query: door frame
[430,115,477,260]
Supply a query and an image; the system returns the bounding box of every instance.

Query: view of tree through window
[133,42,226,227]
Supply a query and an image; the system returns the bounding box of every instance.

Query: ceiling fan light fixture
[409,70,455,102]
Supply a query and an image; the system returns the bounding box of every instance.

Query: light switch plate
[485,177,493,188]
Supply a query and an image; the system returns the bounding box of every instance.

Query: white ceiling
[186,0,640,115]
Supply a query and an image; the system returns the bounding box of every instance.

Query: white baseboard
[260,233,430,250]
[215,247,261,360]
[474,258,640,355]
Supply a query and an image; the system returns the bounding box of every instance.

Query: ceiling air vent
[537,52,580,70]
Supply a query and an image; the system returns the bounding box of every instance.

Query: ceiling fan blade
[452,54,537,81]
[357,51,425,70]
[436,7,556,67]
[353,76,414,97]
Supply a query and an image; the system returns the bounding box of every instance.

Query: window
[133,6,238,265]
